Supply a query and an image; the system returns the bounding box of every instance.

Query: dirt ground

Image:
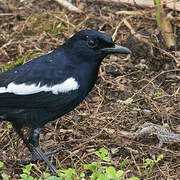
[0,0,180,179]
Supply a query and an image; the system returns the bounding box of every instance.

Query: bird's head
[63,29,131,63]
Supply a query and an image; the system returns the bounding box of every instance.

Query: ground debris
[54,0,82,13]
[134,122,180,147]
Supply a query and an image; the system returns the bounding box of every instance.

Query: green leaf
[145,158,153,165]
[1,173,10,180]
[28,176,35,180]
[95,151,102,159]
[46,176,61,180]
[44,173,51,178]
[22,164,33,175]
[57,168,77,180]
[155,91,161,97]
[117,170,124,177]
[84,162,99,172]
[120,157,128,168]
[1,57,24,72]
[99,148,108,156]
[84,164,96,172]
[91,173,98,180]
[97,174,106,180]
[26,164,33,172]
[7,124,12,129]
[141,158,153,168]
[98,166,104,174]
[95,148,110,161]
[80,172,85,177]
[156,154,164,162]
[20,173,28,179]
[106,166,116,178]
[128,177,140,180]
[102,156,110,162]
[141,165,147,169]
[0,161,4,168]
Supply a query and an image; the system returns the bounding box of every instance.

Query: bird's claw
[13,146,64,164]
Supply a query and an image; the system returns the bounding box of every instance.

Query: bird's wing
[0,55,80,110]
[0,90,79,110]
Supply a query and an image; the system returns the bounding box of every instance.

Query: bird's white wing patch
[0,87,7,93]
[0,77,79,95]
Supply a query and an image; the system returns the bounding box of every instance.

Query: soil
[0,0,180,179]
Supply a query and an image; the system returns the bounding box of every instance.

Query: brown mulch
[0,0,180,179]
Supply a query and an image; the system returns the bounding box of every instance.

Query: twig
[54,0,82,13]
[98,0,180,12]
[54,15,75,28]
[112,16,132,41]
[0,13,14,16]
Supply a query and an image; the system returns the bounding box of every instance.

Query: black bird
[0,30,131,175]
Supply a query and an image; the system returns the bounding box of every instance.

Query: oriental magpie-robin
[0,29,131,175]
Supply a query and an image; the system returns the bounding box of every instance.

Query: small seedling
[0,149,139,179]
[95,148,110,162]
[57,168,77,180]
[20,164,37,180]
[141,154,164,178]
[155,91,161,97]
[0,162,10,180]
[120,157,128,169]
[0,161,3,168]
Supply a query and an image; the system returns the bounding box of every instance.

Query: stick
[99,0,180,12]
[54,0,82,13]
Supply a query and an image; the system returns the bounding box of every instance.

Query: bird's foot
[14,146,64,176]
[14,146,64,164]
[44,146,65,157]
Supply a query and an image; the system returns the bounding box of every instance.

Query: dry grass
[0,0,180,179]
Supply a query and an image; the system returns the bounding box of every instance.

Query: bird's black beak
[101,44,131,54]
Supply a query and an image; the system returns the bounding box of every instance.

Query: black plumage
[0,29,131,175]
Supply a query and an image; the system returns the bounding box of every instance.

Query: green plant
[20,164,37,180]
[84,164,125,180]
[1,57,24,72]
[141,154,164,178]
[120,157,128,169]
[83,148,138,180]
[1,173,10,180]
[0,161,3,169]
[95,148,110,162]
[0,161,10,180]
[1,52,39,72]
[155,91,161,97]
[56,168,78,180]
[154,0,175,48]
[0,149,140,180]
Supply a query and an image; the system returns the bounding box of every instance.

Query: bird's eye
[87,39,97,48]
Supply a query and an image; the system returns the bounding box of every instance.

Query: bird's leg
[29,128,64,159]
[12,124,40,164]
[12,125,59,176]
[28,128,59,176]
[13,123,63,156]
[13,124,63,161]
[28,128,42,160]
[12,124,39,165]
[12,123,34,153]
